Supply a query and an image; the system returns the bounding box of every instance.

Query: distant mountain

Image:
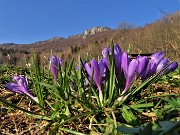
[0,11,179,65]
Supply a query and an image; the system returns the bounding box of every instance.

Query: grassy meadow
[0,43,180,135]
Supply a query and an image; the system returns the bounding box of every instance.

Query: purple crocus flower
[50,55,59,81]
[84,58,106,104]
[142,52,178,81]
[6,76,38,103]
[112,44,138,94]
[121,52,138,94]
[49,55,63,82]
[111,43,139,94]
[84,58,106,91]
[114,44,129,92]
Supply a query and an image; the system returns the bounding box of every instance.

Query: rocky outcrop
[83,26,111,39]
[67,26,111,39]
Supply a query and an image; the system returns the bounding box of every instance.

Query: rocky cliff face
[65,26,111,39]
[83,26,111,39]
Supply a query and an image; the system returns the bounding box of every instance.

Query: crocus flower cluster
[114,44,177,94]
[84,44,178,96]
[6,76,38,103]
[6,44,178,106]
[49,55,63,82]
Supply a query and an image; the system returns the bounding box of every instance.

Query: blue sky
[0,0,179,44]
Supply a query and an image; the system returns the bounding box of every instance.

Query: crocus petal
[141,52,164,81]
[50,55,59,81]
[114,44,122,76]
[59,57,64,65]
[91,58,101,90]
[6,83,23,94]
[114,43,122,66]
[114,44,122,54]
[141,59,158,81]
[136,56,148,77]
[12,76,20,82]
[84,63,92,78]
[156,58,170,72]
[121,51,130,78]
[151,52,164,61]
[163,61,178,74]
[123,59,138,94]
[102,48,107,57]
[23,77,29,90]
[99,59,106,79]
[13,76,23,86]
[168,62,178,72]
[99,59,106,85]
[102,47,112,70]
[102,47,112,58]
[12,76,28,90]
[102,57,110,70]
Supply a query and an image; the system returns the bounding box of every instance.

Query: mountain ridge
[0,11,179,65]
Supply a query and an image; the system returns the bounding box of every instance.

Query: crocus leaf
[39,82,67,101]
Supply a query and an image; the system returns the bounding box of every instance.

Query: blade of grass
[39,82,67,101]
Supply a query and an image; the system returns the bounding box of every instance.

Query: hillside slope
[0,11,179,65]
